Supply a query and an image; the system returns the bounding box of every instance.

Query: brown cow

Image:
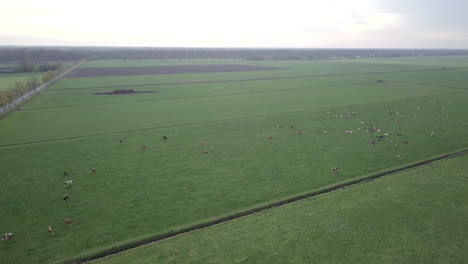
[64,219,72,227]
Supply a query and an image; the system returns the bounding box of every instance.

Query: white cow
[64,180,73,187]
[2,233,13,240]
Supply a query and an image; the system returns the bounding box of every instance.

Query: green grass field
[94,152,468,264]
[0,72,42,92]
[0,57,467,263]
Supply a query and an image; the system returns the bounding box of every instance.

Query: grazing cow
[91,168,96,173]
[141,146,148,150]
[297,130,303,135]
[64,219,72,227]
[162,136,168,140]
[203,151,209,154]
[210,145,215,151]
[63,171,68,176]
[396,133,402,136]
[64,180,73,187]
[383,133,389,137]
[404,141,409,144]
[48,226,54,236]
[345,130,353,134]
[276,125,282,128]
[2,233,13,240]
[198,141,205,146]
[431,132,435,136]
[332,168,339,172]
[267,136,273,140]
[396,154,401,160]
[119,139,123,143]
[63,194,69,202]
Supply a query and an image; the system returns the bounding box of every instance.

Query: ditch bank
[57,148,468,264]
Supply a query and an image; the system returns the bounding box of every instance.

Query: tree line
[1,47,468,62]
[0,68,65,108]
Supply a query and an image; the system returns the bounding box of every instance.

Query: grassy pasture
[1,92,468,263]
[357,69,468,90]
[0,58,467,263]
[94,153,468,264]
[0,72,42,92]
[21,76,370,110]
[0,81,458,145]
[352,56,468,67]
[53,60,437,90]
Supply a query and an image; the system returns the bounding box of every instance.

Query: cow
[162,136,168,140]
[64,219,72,227]
[332,168,339,172]
[267,136,273,140]
[297,130,303,135]
[141,146,148,150]
[396,133,402,136]
[63,171,68,176]
[404,141,409,144]
[64,180,73,187]
[198,141,205,146]
[396,154,401,160]
[48,226,54,236]
[276,125,282,128]
[210,145,215,151]
[2,233,13,240]
[63,194,69,202]
[119,139,123,143]
[203,151,209,154]
[91,168,96,173]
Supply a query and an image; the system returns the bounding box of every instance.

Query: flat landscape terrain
[95,153,468,264]
[0,57,467,263]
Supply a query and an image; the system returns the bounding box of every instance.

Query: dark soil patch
[68,64,284,78]
[93,90,157,95]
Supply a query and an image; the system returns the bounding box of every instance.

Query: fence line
[0,60,86,115]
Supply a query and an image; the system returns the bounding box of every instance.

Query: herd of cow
[0,110,435,242]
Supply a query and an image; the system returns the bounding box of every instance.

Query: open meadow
[94,150,468,264]
[0,57,467,263]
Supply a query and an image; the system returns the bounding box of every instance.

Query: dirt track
[68,64,283,78]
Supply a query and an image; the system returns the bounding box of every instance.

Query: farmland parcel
[0,57,467,263]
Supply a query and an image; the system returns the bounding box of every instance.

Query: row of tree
[15,59,63,73]
[1,47,468,62]
[0,70,64,108]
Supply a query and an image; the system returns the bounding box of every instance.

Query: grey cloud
[374,0,468,32]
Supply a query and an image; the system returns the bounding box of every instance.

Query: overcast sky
[1,0,467,48]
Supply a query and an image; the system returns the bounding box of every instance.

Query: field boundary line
[59,148,468,264]
[19,80,375,111]
[54,67,468,90]
[0,90,463,148]
[348,76,468,91]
